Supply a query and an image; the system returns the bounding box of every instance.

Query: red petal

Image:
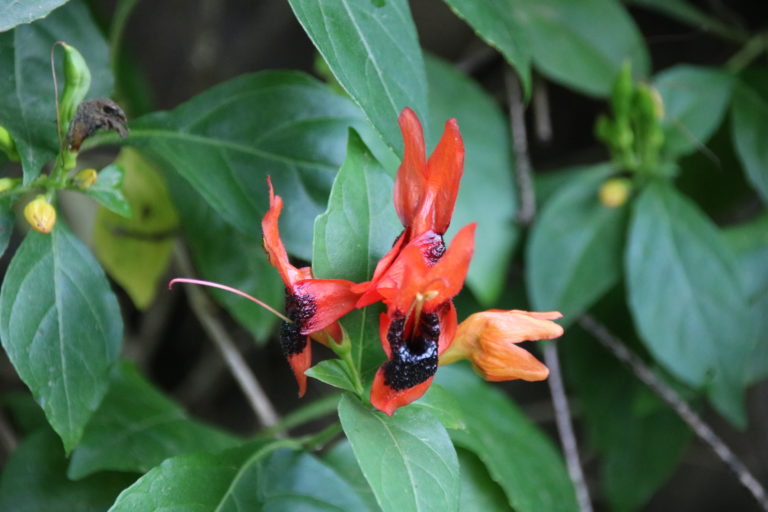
[353,231,406,308]
[425,118,464,234]
[437,301,457,355]
[426,223,475,305]
[261,177,304,286]
[292,279,359,334]
[286,340,312,397]
[394,108,427,227]
[370,368,433,416]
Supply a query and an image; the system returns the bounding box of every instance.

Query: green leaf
[563,328,690,512]
[0,200,13,259]
[109,444,371,511]
[626,183,753,426]
[440,0,531,97]
[654,66,734,159]
[312,130,399,375]
[0,0,113,182]
[527,163,627,323]
[92,148,178,310]
[0,0,71,32]
[457,448,511,512]
[68,362,238,479]
[412,383,465,431]
[731,80,768,202]
[436,365,578,512]
[425,55,518,305]
[123,72,368,261]
[0,429,135,512]
[0,222,123,452]
[306,359,359,394]
[288,0,428,153]
[324,440,380,512]
[313,130,401,283]
[85,164,132,217]
[165,168,283,343]
[524,0,649,97]
[338,394,460,512]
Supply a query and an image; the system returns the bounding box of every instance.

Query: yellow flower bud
[599,177,632,209]
[24,196,57,234]
[73,168,98,190]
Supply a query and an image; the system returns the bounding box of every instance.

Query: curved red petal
[370,368,433,416]
[286,340,312,397]
[425,118,464,234]
[261,177,304,286]
[426,223,475,304]
[437,301,457,355]
[394,108,427,227]
[292,279,360,334]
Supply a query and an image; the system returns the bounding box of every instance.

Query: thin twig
[532,74,553,144]
[0,410,17,457]
[505,68,536,227]
[172,244,280,429]
[579,314,768,511]
[506,65,593,512]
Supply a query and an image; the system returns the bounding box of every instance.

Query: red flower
[370,223,475,416]
[261,177,360,396]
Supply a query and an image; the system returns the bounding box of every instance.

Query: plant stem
[258,393,341,438]
[173,243,280,429]
[506,66,593,512]
[726,33,768,72]
[579,314,768,511]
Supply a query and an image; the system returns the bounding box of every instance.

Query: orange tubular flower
[440,310,565,382]
[370,224,475,416]
[261,177,360,396]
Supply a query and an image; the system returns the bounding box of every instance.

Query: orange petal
[370,368,433,416]
[291,279,359,334]
[285,340,312,397]
[436,301,457,356]
[425,118,464,235]
[261,177,305,286]
[394,108,427,227]
[473,342,550,382]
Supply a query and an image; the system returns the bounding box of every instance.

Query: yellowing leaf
[93,148,178,309]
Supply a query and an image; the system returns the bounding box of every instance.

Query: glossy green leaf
[0,0,113,182]
[527,163,627,323]
[412,383,465,431]
[563,329,690,512]
[324,440,380,512]
[654,66,734,159]
[313,130,401,283]
[109,444,370,512]
[457,448,511,512]
[123,72,368,261]
[436,365,578,512]
[92,148,178,310]
[731,80,768,202]
[0,430,135,512]
[165,169,283,343]
[288,0,427,153]
[0,222,123,452]
[524,0,649,97]
[338,393,460,512]
[312,130,399,374]
[0,200,13,258]
[0,0,71,32]
[626,183,752,426]
[426,55,518,305]
[68,362,238,479]
[85,164,132,217]
[440,0,531,97]
[306,359,359,394]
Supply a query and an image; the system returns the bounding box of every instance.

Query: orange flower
[261,177,361,396]
[440,310,564,382]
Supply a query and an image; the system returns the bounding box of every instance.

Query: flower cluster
[172,107,564,416]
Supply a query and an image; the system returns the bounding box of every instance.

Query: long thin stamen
[169,277,291,323]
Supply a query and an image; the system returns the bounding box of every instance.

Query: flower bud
[0,177,14,193]
[72,168,98,190]
[59,43,92,139]
[0,125,20,162]
[599,177,632,209]
[24,195,57,234]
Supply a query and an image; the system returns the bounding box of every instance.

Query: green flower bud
[611,62,634,121]
[0,125,20,162]
[24,195,57,234]
[58,43,92,142]
[0,177,14,193]
[72,168,98,189]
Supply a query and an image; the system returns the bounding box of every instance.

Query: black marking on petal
[383,311,440,390]
[285,290,317,331]
[279,320,307,357]
[423,233,446,265]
